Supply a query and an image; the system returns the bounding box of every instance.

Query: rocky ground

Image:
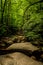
[0,35,43,65]
[0,52,43,65]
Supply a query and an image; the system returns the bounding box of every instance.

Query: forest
[0,0,43,65]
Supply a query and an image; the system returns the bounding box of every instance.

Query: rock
[7,42,39,51]
[1,35,26,44]
[0,52,43,65]
[41,54,43,58]
[0,41,6,49]
[1,37,13,44]
[13,36,26,43]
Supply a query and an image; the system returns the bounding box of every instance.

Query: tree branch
[22,0,43,26]
[24,0,43,16]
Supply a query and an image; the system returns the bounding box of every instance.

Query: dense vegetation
[0,0,43,43]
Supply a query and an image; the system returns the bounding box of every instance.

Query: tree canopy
[0,0,43,42]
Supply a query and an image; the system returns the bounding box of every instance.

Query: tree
[0,0,11,37]
[0,0,7,24]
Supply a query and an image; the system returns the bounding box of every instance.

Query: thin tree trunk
[1,0,7,24]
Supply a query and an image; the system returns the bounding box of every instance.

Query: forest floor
[0,35,43,65]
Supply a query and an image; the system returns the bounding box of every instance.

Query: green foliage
[0,0,43,43]
[0,24,7,37]
[0,0,28,36]
[23,1,43,41]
